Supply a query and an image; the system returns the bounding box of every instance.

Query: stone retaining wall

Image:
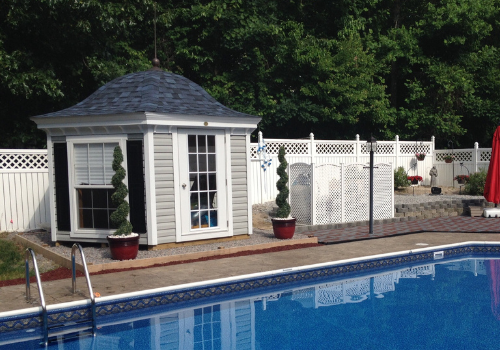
[295,198,493,234]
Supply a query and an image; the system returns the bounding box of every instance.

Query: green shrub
[464,168,488,195]
[110,145,133,235]
[394,166,409,189]
[275,146,291,218]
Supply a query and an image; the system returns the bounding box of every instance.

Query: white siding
[231,136,249,235]
[154,134,176,243]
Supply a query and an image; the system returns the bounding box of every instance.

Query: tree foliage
[2,0,500,147]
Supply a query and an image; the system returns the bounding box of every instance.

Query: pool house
[31,65,261,248]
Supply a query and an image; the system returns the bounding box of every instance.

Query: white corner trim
[226,132,234,235]
[144,127,158,245]
[46,137,57,242]
[246,134,253,235]
[172,131,182,243]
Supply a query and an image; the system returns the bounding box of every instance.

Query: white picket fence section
[251,132,434,204]
[433,143,491,187]
[0,150,50,232]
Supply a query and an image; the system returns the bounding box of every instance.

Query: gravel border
[19,228,311,266]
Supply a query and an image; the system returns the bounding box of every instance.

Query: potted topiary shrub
[271,146,296,239]
[106,145,139,260]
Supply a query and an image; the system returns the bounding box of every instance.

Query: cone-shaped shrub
[110,145,133,235]
[275,146,290,218]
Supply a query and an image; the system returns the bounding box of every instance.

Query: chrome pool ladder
[25,248,49,346]
[25,244,96,346]
[71,243,97,336]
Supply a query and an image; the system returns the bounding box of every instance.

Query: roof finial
[151,3,160,68]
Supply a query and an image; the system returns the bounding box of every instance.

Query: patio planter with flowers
[454,174,470,185]
[443,155,455,163]
[415,153,426,161]
[407,175,423,185]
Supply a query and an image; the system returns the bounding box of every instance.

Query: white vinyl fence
[0,150,50,232]
[251,132,434,204]
[433,143,491,187]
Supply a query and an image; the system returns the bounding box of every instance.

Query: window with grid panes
[73,143,118,229]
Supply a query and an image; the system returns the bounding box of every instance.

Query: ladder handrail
[25,248,48,346]
[71,243,96,335]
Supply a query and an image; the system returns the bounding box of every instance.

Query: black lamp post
[366,136,377,234]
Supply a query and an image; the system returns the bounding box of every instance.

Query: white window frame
[67,135,128,238]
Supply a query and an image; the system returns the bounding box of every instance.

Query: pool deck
[2,226,500,313]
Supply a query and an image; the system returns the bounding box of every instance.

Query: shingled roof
[33,68,259,119]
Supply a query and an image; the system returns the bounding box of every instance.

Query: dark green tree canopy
[2,0,500,148]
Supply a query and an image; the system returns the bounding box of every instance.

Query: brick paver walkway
[307,216,500,244]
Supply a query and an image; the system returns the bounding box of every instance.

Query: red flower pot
[271,218,296,239]
[107,234,140,260]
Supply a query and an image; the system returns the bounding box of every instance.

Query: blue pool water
[2,250,500,349]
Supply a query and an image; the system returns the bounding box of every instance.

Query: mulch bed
[0,243,320,287]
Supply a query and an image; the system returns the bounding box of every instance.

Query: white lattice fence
[289,163,312,224]
[251,132,434,204]
[290,162,393,225]
[0,150,50,232]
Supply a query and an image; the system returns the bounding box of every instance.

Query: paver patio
[307,216,500,244]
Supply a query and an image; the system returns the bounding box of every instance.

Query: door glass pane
[188,135,197,153]
[208,155,216,171]
[209,192,217,208]
[200,192,208,209]
[191,212,199,229]
[198,154,207,172]
[200,210,209,227]
[198,135,206,153]
[199,174,208,191]
[190,193,199,210]
[189,155,198,172]
[189,174,198,191]
[208,174,216,190]
[210,211,217,227]
[207,136,215,153]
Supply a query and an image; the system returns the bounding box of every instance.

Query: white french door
[178,129,227,238]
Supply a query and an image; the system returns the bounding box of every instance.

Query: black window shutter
[127,140,147,233]
[53,143,71,231]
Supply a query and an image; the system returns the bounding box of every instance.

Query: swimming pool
[1,242,500,349]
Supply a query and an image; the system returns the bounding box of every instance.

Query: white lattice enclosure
[290,162,393,225]
[0,150,50,232]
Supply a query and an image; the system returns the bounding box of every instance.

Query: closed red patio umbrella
[484,125,500,205]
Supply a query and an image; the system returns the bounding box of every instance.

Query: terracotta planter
[444,159,453,163]
[271,218,296,239]
[107,234,140,260]
[416,156,425,161]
